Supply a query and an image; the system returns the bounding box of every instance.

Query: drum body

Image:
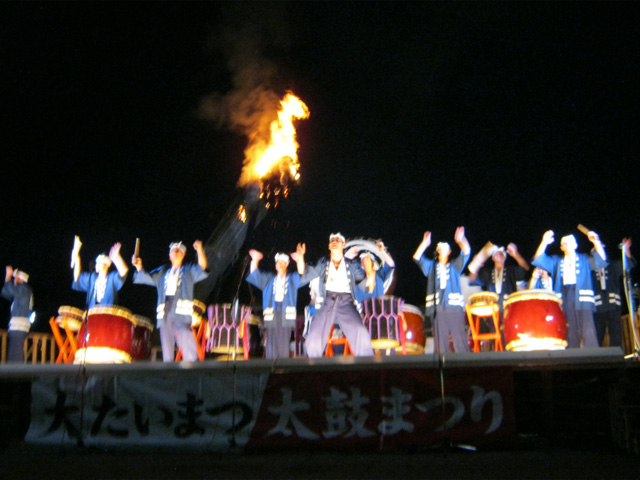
[74,306,136,363]
[206,304,250,357]
[467,292,500,317]
[131,315,154,361]
[399,304,426,354]
[503,289,567,351]
[192,299,206,327]
[56,305,85,332]
[361,296,404,349]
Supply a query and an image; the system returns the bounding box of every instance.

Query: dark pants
[7,330,28,363]
[594,309,622,347]
[562,285,599,348]
[306,292,373,357]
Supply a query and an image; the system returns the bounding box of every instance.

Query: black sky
[1,2,639,328]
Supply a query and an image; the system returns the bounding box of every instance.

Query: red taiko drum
[74,306,136,363]
[131,315,154,361]
[361,296,404,349]
[398,304,426,354]
[503,289,567,351]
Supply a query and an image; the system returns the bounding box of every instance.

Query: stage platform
[1,347,639,475]
[0,346,631,379]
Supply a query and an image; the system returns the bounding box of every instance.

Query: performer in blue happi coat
[71,241,129,309]
[468,243,529,307]
[245,243,312,359]
[132,240,208,362]
[413,227,471,353]
[2,266,34,362]
[592,237,635,347]
[346,240,396,304]
[305,233,376,357]
[532,229,607,348]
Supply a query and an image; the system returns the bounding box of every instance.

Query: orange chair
[324,324,352,357]
[465,292,503,352]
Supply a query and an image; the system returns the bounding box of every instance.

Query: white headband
[169,242,187,254]
[437,242,450,251]
[13,270,29,282]
[95,254,112,267]
[492,247,506,258]
[329,233,345,243]
[561,235,576,245]
[274,253,290,264]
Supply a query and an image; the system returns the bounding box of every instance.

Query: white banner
[26,371,269,450]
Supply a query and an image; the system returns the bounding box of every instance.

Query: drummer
[468,243,530,308]
[304,233,376,358]
[532,229,607,348]
[413,227,471,353]
[71,241,129,309]
[131,241,208,362]
[2,266,35,362]
[245,243,312,359]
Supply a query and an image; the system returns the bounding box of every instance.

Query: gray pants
[432,309,469,353]
[306,292,373,357]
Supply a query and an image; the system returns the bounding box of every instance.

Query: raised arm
[71,237,82,282]
[413,231,431,260]
[534,230,554,259]
[377,240,395,268]
[5,266,13,284]
[109,242,129,277]
[194,240,207,271]
[294,243,306,275]
[248,249,263,273]
[588,230,606,261]
[507,243,530,271]
[454,226,471,256]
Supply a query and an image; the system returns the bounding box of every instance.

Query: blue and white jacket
[307,256,369,308]
[133,263,208,327]
[532,252,607,311]
[245,269,314,328]
[414,252,470,317]
[72,271,127,309]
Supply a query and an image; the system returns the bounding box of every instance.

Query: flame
[238,91,309,189]
[237,205,247,223]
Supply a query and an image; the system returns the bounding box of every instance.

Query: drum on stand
[192,299,206,327]
[74,305,136,363]
[466,292,502,352]
[361,296,404,350]
[503,289,567,351]
[398,304,427,354]
[206,303,250,359]
[131,315,154,361]
[56,305,85,332]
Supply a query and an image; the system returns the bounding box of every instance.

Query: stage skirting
[24,363,515,451]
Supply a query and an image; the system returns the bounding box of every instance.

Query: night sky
[2,2,639,330]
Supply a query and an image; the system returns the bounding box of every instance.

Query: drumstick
[70,235,82,268]
[577,224,591,236]
[134,238,140,257]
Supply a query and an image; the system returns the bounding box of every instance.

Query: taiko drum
[503,289,567,351]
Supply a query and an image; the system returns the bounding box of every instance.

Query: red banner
[249,366,515,450]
